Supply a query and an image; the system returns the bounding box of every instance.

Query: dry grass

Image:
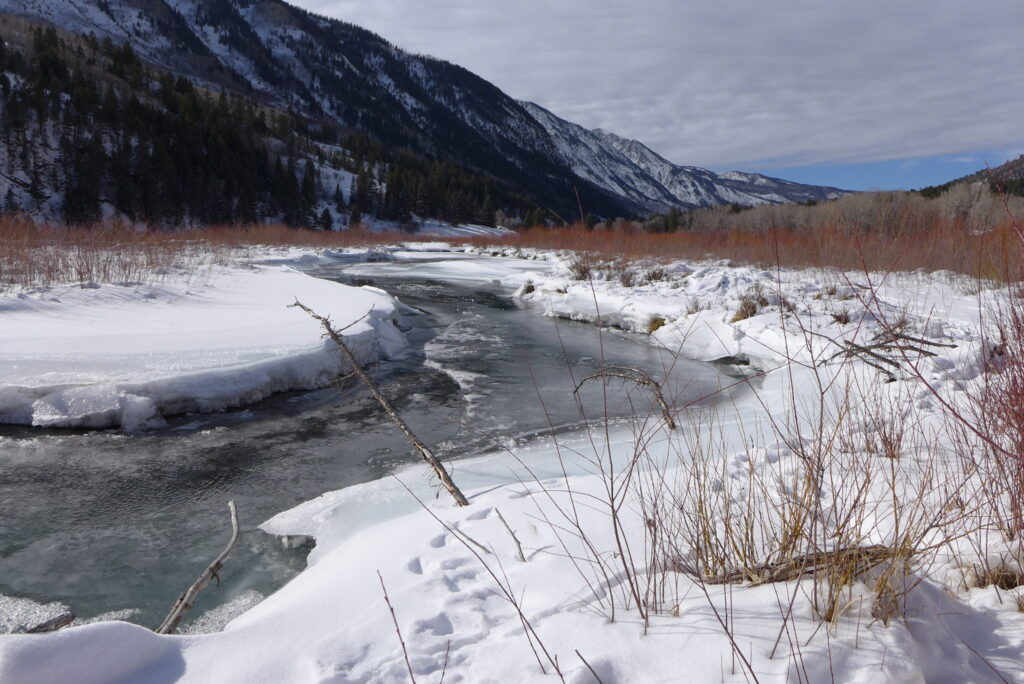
[465,219,1024,281]
[0,219,405,292]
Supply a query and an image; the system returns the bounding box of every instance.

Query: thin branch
[293,300,469,507]
[496,508,527,562]
[575,649,606,684]
[157,500,240,635]
[378,571,417,684]
[573,365,677,429]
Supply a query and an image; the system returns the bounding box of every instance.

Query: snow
[0,263,409,430]
[2,244,1023,683]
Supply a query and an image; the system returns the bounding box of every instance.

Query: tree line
[0,25,544,229]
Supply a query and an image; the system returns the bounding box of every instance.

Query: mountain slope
[522,102,849,212]
[0,0,850,221]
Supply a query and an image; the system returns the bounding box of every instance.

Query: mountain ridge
[0,0,852,222]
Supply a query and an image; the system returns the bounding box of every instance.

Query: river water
[0,258,732,632]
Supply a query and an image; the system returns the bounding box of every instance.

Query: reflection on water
[0,262,733,631]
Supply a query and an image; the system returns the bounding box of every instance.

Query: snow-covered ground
[2,243,1023,683]
[0,257,410,430]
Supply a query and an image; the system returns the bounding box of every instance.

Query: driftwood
[704,545,895,585]
[293,300,470,507]
[573,365,676,430]
[157,500,240,635]
[21,611,75,634]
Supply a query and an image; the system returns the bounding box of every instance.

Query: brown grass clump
[730,297,759,323]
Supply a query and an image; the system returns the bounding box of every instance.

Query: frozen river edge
[3,243,1024,683]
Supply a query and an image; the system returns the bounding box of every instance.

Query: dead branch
[873,329,958,349]
[702,545,896,585]
[573,365,676,430]
[293,300,469,507]
[378,571,417,684]
[818,327,958,382]
[157,500,240,635]
[22,611,75,634]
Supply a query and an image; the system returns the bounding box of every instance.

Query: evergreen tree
[334,183,345,212]
[318,207,333,231]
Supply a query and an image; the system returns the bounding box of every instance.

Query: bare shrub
[0,219,410,292]
[567,253,593,281]
[644,266,667,283]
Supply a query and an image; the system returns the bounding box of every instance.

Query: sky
[292,0,1022,191]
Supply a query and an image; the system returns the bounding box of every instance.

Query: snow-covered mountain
[0,0,850,217]
[522,102,848,212]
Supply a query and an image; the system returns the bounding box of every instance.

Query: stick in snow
[496,508,526,562]
[157,500,240,635]
[292,300,470,507]
[378,571,417,684]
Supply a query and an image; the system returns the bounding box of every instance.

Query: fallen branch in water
[21,611,75,634]
[573,365,677,430]
[157,500,240,635]
[292,300,469,507]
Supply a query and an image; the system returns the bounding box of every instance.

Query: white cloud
[294,0,1023,169]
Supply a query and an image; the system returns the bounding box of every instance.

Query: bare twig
[440,640,451,684]
[293,300,469,507]
[496,508,527,562]
[378,570,417,683]
[573,365,677,429]
[575,649,606,684]
[157,500,240,635]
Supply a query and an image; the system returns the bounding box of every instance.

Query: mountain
[0,0,850,225]
[920,155,1024,199]
[963,155,1024,188]
[521,102,849,212]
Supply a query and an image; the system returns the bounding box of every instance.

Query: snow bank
[5,421,1023,683]
[507,251,988,374]
[0,264,409,429]
[3,246,1023,683]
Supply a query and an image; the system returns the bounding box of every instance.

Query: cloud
[293,0,1023,170]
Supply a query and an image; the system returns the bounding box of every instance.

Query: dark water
[0,262,731,631]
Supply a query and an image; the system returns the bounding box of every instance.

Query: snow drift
[0,265,409,430]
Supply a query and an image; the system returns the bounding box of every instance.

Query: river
[0,255,733,632]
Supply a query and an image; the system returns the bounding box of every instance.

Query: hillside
[0,0,851,226]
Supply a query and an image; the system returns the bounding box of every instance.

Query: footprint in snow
[414,613,454,637]
[466,507,492,521]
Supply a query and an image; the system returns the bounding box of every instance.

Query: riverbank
[0,259,410,429]
[2,242,1023,683]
